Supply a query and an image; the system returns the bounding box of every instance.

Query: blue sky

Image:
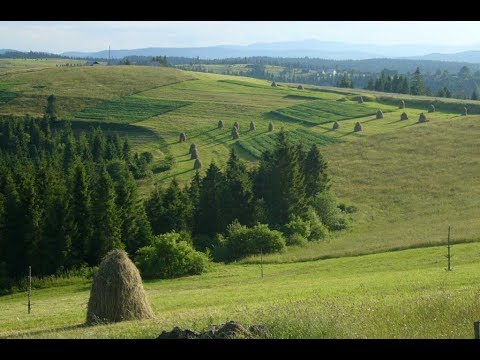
[1,21,479,53]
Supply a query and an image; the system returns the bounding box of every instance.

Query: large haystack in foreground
[86,250,154,324]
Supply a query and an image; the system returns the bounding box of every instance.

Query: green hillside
[1,59,480,339]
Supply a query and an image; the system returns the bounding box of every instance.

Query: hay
[297,84,304,90]
[332,121,340,130]
[189,143,197,155]
[462,107,468,116]
[271,81,277,87]
[354,122,362,132]
[376,110,384,119]
[232,127,240,139]
[179,132,186,143]
[249,121,256,131]
[428,104,435,113]
[190,147,199,160]
[399,100,405,109]
[418,113,428,123]
[233,121,239,131]
[217,120,224,129]
[268,122,274,132]
[193,158,202,170]
[358,96,364,104]
[86,250,154,324]
[400,112,408,120]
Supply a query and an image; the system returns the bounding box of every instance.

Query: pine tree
[67,161,92,266]
[89,167,122,264]
[91,127,106,162]
[304,144,330,197]
[195,162,225,235]
[410,67,425,95]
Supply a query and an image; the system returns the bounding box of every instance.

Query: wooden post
[446,225,452,271]
[28,266,31,314]
[474,321,480,339]
[260,249,263,278]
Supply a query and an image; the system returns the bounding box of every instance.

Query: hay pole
[446,225,452,271]
[28,266,31,314]
[260,248,263,278]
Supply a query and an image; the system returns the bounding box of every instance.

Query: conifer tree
[304,144,330,197]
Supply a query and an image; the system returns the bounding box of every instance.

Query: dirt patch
[157,320,269,339]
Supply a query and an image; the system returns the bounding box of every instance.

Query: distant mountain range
[60,39,480,63]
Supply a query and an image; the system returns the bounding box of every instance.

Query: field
[1,242,480,338]
[1,59,480,338]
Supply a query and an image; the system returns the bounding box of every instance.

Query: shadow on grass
[8,323,88,338]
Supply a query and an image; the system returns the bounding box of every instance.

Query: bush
[223,221,285,260]
[305,207,330,241]
[286,234,308,247]
[135,232,210,279]
[310,192,348,231]
[284,216,311,239]
[153,154,175,173]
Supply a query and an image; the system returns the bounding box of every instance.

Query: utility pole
[446,225,452,271]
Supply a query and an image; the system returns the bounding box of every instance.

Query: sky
[1,21,480,53]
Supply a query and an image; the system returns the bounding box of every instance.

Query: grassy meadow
[1,59,480,338]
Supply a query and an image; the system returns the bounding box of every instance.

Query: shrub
[286,234,308,247]
[305,207,330,240]
[310,192,348,231]
[135,232,209,279]
[284,216,311,239]
[153,154,175,173]
[223,221,285,260]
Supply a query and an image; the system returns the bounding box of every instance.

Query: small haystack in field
[428,104,435,113]
[376,110,384,119]
[358,96,364,104]
[218,120,224,129]
[332,121,340,130]
[400,112,408,120]
[249,121,256,131]
[271,81,277,87]
[86,250,154,325]
[297,84,304,90]
[418,113,428,123]
[179,132,186,143]
[193,158,202,170]
[400,100,405,109]
[462,107,468,116]
[232,127,240,139]
[233,121,239,131]
[190,148,199,160]
[354,122,362,132]
[268,122,274,132]
[189,143,197,155]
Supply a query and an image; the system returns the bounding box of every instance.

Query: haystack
[189,143,197,155]
[271,81,277,87]
[232,127,240,139]
[399,100,405,109]
[190,147,199,160]
[418,113,428,123]
[332,121,340,130]
[268,122,274,132]
[376,110,384,119]
[193,158,202,170]
[400,112,408,120]
[428,104,435,113]
[218,120,224,129]
[462,107,468,116]
[358,96,364,104]
[297,84,304,90]
[249,121,256,131]
[86,250,154,324]
[233,121,239,131]
[179,132,186,143]
[354,122,362,132]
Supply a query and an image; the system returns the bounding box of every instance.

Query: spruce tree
[410,67,425,95]
[89,168,122,264]
[304,144,330,197]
